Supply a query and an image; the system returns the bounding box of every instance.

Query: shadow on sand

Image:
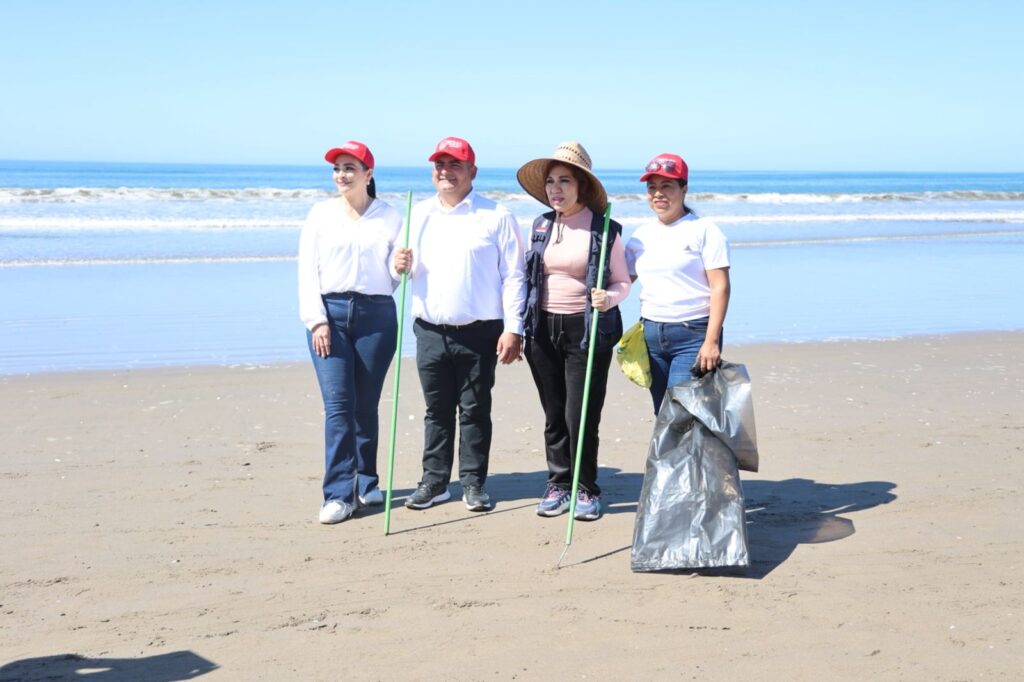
[623,477,897,578]
[483,466,645,510]
[373,467,643,532]
[740,477,896,578]
[0,651,217,682]
[371,469,895,580]
[546,472,896,577]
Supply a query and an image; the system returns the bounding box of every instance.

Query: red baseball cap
[324,140,374,169]
[640,153,688,183]
[428,136,475,165]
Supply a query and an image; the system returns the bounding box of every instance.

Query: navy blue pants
[307,292,396,504]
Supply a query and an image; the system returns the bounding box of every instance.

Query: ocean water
[2,160,1023,374]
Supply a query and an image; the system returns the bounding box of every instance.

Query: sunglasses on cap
[646,159,680,174]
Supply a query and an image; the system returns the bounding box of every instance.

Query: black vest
[523,210,624,351]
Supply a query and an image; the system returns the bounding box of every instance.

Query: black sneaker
[404,482,451,510]
[463,485,492,512]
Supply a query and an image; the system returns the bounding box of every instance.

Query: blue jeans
[307,292,397,505]
[643,317,721,414]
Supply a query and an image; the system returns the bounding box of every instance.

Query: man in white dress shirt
[393,136,526,512]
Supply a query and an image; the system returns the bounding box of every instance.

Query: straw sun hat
[516,141,608,214]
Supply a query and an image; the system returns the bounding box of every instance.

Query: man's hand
[496,332,523,364]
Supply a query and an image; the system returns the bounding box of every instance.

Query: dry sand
[1,333,1022,681]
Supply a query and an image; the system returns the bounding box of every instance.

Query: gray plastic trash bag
[631,361,759,571]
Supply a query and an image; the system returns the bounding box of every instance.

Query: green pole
[561,202,613,557]
[384,191,413,535]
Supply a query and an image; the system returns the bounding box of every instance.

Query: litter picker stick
[559,203,613,564]
[384,191,413,535]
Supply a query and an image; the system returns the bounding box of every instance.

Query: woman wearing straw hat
[624,152,731,413]
[516,142,631,521]
[299,140,403,524]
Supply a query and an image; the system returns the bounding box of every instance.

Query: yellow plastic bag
[615,321,651,388]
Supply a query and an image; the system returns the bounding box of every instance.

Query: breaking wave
[4,187,1024,204]
[0,255,296,267]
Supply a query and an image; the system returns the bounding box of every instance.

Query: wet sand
[1,332,1022,680]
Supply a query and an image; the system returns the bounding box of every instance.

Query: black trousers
[413,318,503,488]
[525,312,613,495]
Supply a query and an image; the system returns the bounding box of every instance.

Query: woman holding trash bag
[516,142,631,521]
[299,140,403,525]
[624,153,731,414]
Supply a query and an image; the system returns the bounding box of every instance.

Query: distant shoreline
[4,158,1024,175]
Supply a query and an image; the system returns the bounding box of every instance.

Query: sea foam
[4,187,1024,205]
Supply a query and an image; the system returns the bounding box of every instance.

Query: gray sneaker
[463,485,492,512]
[404,482,451,510]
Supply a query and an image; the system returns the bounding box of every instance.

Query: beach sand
[1,333,1021,680]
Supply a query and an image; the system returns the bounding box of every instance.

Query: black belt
[416,318,498,331]
[323,291,391,301]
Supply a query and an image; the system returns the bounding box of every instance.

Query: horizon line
[2,158,1024,175]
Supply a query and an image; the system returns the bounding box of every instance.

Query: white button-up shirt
[400,191,526,334]
[298,197,403,330]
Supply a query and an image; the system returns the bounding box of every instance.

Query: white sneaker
[358,488,384,506]
[318,500,354,524]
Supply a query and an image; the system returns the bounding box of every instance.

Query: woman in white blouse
[298,141,403,524]
[625,153,732,414]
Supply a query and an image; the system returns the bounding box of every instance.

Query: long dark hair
[361,162,377,199]
[679,179,690,215]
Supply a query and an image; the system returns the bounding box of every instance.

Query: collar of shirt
[430,190,477,215]
[330,196,382,220]
[670,210,700,226]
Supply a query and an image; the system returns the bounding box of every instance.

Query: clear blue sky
[2,0,1021,171]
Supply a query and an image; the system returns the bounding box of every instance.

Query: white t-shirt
[298,197,403,330]
[624,211,730,323]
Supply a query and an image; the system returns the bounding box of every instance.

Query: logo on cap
[428,136,475,164]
